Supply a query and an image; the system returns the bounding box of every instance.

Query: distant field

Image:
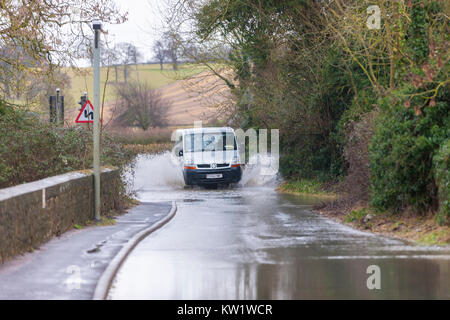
[63,63,205,108]
[63,63,232,127]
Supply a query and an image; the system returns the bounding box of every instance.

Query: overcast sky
[86,0,168,65]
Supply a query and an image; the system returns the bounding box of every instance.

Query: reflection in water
[109,154,450,299]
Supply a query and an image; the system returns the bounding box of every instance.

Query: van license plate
[207,174,222,179]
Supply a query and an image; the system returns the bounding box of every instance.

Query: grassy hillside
[64,63,205,108]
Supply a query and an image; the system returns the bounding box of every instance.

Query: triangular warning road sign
[75,100,100,123]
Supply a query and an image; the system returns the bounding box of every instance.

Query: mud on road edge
[278,189,450,246]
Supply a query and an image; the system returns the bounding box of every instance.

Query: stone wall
[0,168,121,264]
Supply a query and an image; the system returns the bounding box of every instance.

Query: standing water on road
[110,154,450,299]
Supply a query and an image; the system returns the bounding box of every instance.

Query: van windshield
[184,132,237,152]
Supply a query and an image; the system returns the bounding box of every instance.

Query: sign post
[93,20,102,221]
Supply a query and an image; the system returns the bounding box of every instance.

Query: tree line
[0,0,126,103]
[165,0,449,223]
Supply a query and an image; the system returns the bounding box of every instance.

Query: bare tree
[130,45,142,66]
[116,43,132,83]
[114,82,169,130]
[0,0,127,99]
[152,1,238,122]
[0,44,71,106]
[163,32,181,70]
[82,37,115,67]
[153,40,166,70]
[105,44,123,83]
[115,42,141,83]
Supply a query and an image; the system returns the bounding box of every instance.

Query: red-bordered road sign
[75,100,101,123]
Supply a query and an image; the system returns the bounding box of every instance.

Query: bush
[280,134,341,180]
[433,140,449,225]
[335,90,378,200]
[114,81,169,130]
[0,106,89,187]
[369,94,449,213]
[0,105,136,189]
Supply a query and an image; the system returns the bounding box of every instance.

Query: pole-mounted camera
[92,20,102,49]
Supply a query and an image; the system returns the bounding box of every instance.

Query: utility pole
[93,20,102,221]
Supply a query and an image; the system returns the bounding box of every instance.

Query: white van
[173,127,242,186]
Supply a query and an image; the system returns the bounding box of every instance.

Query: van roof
[176,127,235,135]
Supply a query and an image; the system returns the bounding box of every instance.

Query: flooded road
[108,154,450,299]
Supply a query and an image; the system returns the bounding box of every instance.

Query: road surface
[0,202,172,300]
[108,154,450,299]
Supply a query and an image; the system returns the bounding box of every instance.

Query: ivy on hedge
[369,92,449,216]
[433,140,449,225]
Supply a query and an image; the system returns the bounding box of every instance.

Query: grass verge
[316,205,450,246]
[277,179,337,199]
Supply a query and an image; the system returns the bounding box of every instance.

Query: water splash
[126,152,185,192]
[125,152,280,192]
[240,154,280,187]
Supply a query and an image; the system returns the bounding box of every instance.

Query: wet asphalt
[108,154,450,299]
[0,202,172,300]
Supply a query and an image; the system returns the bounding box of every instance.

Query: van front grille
[197,163,229,169]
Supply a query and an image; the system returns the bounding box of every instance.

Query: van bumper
[183,166,242,186]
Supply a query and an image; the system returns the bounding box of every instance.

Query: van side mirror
[178,150,183,157]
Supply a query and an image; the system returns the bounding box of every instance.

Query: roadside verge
[278,182,450,246]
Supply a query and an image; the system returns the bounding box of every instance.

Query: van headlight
[184,158,194,166]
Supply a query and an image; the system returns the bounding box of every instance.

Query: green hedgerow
[0,104,136,189]
[433,140,449,225]
[369,92,449,214]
